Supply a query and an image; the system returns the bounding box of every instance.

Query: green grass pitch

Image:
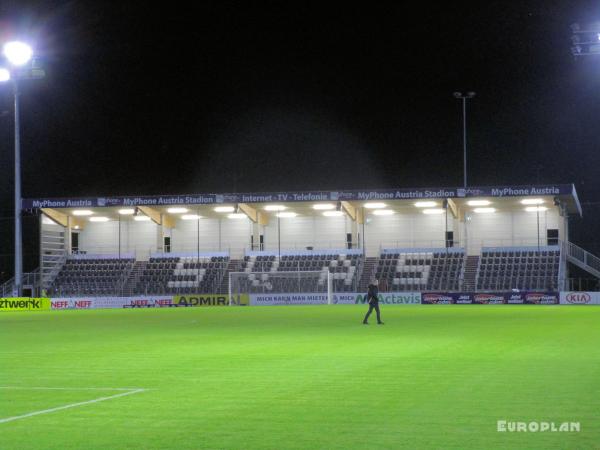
[1,305,599,449]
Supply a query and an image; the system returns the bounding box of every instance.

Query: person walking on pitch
[363,279,383,325]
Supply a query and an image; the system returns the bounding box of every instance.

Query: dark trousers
[363,301,381,323]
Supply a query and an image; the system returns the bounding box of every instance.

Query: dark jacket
[367,284,379,303]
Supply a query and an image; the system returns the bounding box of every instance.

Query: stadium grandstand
[4,183,599,299]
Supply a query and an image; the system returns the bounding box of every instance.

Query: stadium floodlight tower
[0,41,43,296]
[453,91,475,189]
[570,22,600,56]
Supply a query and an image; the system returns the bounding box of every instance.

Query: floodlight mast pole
[453,92,475,189]
[13,78,22,296]
[1,42,43,296]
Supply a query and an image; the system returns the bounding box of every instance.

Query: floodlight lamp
[312,204,335,210]
[525,206,548,212]
[167,207,188,214]
[364,202,386,209]
[467,200,491,206]
[72,210,93,216]
[265,205,286,211]
[414,201,437,208]
[277,212,297,218]
[0,68,10,82]
[520,198,544,205]
[422,209,445,215]
[3,41,33,66]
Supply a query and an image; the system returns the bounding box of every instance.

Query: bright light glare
[167,207,188,214]
[276,212,297,218]
[474,208,496,214]
[214,206,235,213]
[89,217,109,222]
[372,209,394,216]
[467,200,491,206]
[520,198,544,205]
[181,214,201,220]
[414,201,437,208]
[323,211,344,217]
[3,41,33,66]
[72,210,93,216]
[41,216,56,225]
[364,203,386,209]
[0,68,9,82]
[525,206,548,212]
[118,209,135,215]
[228,213,246,219]
[422,209,445,215]
[134,216,151,221]
[264,205,286,211]
[312,204,335,210]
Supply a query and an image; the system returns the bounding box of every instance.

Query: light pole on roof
[0,40,44,296]
[453,91,475,189]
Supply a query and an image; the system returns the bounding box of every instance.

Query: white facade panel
[264,215,347,251]
[171,218,221,253]
[364,212,451,256]
[78,221,119,255]
[466,208,561,254]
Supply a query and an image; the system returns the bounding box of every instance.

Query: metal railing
[70,245,234,260]
[1,270,41,297]
[250,241,361,252]
[474,275,559,292]
[379,240,461,251]
[565,240,600,276]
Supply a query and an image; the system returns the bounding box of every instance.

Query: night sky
[1,1,600,275]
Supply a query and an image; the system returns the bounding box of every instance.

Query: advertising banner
[472,293,506,304]
[0,298,51,311]
[250,293,328,306]
[421,293,456,304]
[51,297,174,309]
[23,185,574,209]
[523,292,559,304]
[560,292,600,305]
[347,292,421,305]
[50,295,249,309]
[51,298,96,309]
[172,294,249,307]
[249,292,421,306]
[421,292,559,305]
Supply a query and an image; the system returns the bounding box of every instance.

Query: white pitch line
[0,386,146,391]
[0,388,146,424]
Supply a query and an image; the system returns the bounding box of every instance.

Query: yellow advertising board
[0,298,51,311]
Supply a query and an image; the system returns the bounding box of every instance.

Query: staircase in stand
[122,261,147,297]
[218,259,243,294]
[358,257,378,292]
[462,255,480,291]
[564,241,600,279]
